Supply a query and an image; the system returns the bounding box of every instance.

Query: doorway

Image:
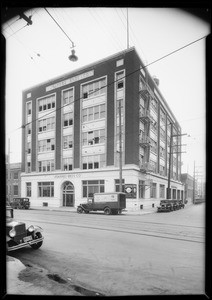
[62,181,75,207]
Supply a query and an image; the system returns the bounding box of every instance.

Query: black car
[10,197,30,209]
[6,205,44,252]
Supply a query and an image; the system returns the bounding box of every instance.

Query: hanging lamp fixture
[68,45,78,62]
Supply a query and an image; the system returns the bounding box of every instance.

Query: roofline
[22,47,135,93]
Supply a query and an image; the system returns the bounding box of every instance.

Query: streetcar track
[23,209,204,229]
[20,218,204,244]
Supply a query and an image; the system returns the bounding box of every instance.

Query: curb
[29,207,157,215]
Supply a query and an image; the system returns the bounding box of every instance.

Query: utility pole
[167,124,187,200]
[193,160,196,203]
[126,8,129,49]
[7,138,11,203]
[167,123,173,199]
[119,100,123,193]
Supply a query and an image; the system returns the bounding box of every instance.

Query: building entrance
[62,181,75,207]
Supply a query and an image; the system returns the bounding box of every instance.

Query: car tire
[104,207,111,215]
[30,232,43,250]
[77,207,83,213]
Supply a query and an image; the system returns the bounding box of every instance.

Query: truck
[77,192,126,215]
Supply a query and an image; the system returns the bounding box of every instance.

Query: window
[13,185,18,196]
[63,158,73,171]
[82,154,105,170]
[160,146,165,159]
[27,162,31,173]
[27,124,31,135]
[150,139,157,154]
[116,71,125,91]
[26,182,31,197]
[149,160,157,173]
[38,95,55,112]
[13,172,19,179]
[82,104,106,123]
[62,89,73,105]
[159,184,165,198]
[82,129,105,146]
[38,160,55,172]
[26,102,31,115]
[139,180,145,198]
[63,112,73,127]
[63,135,73,149]
[116,59,124,67]
[82,78,106,99]
[160,109,166,124]
[159,165,165,176]
[151,120,157,134]
[38,182,54,197]
[151,98,158,112]
[38,117,55,133]
[160,127,165,142]
[27,142,31,154]
[150,183,157,198]
[82,180,105,198]
[38,139,55,152]
[115,179,125,193]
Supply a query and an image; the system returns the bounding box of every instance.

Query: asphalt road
[8,203,205,296]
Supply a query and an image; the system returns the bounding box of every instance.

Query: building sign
[54,174,81,179]
[125,184,137,198]
[46,70,94,92]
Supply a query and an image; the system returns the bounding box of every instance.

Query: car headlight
[28,225,34,232]
[9,228,16,238]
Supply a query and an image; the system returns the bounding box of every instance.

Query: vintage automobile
[10,197,30,209]
[6,205,44,252]
[157,200,173,212]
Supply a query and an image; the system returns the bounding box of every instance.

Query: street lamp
[68,48,78,62]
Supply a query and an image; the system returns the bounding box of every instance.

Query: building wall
[7,163,22,201]
[21,47,184,209]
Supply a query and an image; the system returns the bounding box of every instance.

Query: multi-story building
[21,47,184,209]
[6,162,22,202]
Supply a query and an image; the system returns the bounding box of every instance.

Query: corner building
[21,47,184,209]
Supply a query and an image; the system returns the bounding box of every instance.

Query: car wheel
[104,207,111,215]
[30,232,43,250]
[77,207,83,213]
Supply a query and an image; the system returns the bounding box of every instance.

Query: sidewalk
[29,205,157,216]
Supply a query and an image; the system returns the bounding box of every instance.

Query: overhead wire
[7,34,207,137]
[44,7,75,47]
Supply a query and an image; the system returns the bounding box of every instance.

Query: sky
[3,7,210,179]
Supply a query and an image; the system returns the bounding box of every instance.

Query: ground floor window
[115,179,125,192]
[150,182,157,198]
[177,190,181,200]
[26,182,31,197]
[172,189,176,199]
[82,180,104,198]
[13,185,18,196]
[139,180,145,198]
[159,184,165,198]
[38,182,54,197]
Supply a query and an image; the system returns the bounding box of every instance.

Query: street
[8,203,205,296]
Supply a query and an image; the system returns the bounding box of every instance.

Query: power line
[7,34,207,136]
[44,7,75,48]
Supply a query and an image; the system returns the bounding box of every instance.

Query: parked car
[157,200,173,212]
[6,205,44,252]
[10,197,30,209]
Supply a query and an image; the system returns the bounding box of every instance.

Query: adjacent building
[6,162,22,202]
[21,47,184,209]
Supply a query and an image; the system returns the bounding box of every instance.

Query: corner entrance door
[62,181,75,207]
